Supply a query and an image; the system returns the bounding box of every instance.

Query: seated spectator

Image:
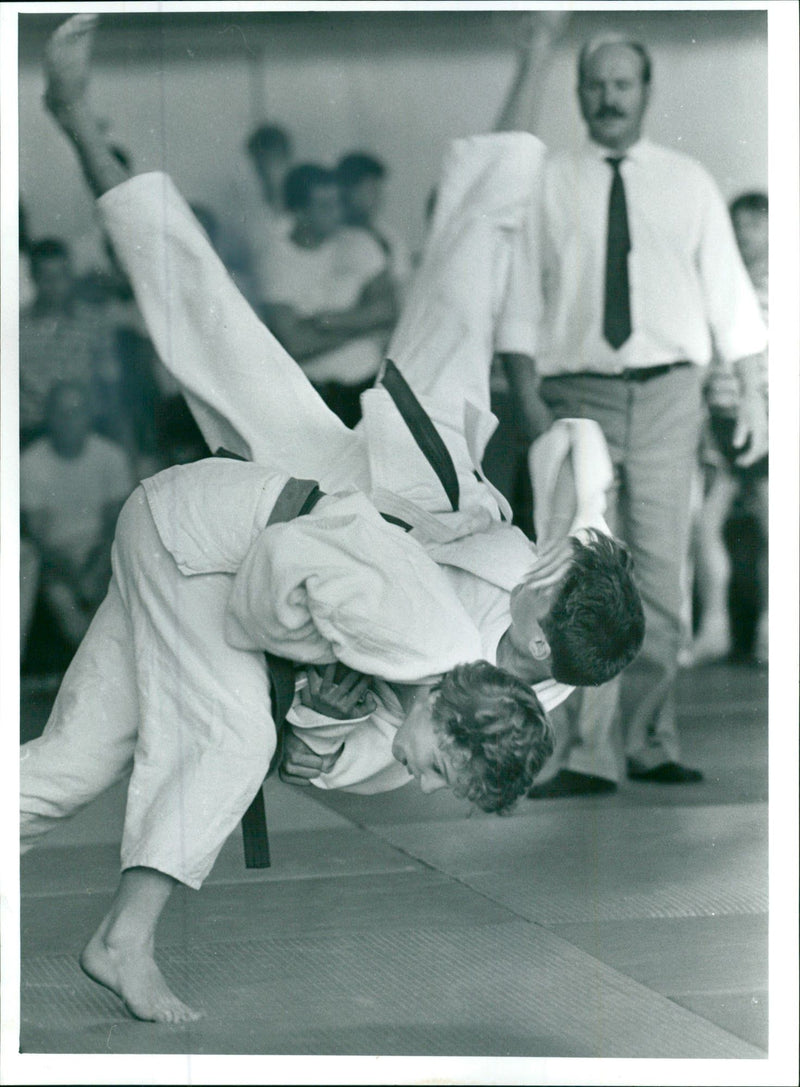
[263,163,399,427]
[20,237,133,459]
[336,151,412,291]
[690,191,769,665]
[20,381,134,651]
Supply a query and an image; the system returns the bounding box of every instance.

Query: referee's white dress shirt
[497,138,768,374]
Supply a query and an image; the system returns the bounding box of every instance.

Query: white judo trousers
[21,489,278,889]
[21,134,554,888]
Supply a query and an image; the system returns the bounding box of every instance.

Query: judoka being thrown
[21,17,645,1025]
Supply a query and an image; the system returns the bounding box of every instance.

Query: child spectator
[691,192,769,664]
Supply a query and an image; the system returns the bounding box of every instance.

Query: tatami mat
[547,914,768,1049]
[22,869,518,956]
[20,924,764,1057]
[374,803,767,923]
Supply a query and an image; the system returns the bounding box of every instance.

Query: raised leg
[43,15,129,197]
[44,16,365,491]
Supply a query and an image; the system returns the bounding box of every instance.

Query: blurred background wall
[18,8,767,255]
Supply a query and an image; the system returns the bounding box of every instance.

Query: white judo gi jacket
[145,456,488,796]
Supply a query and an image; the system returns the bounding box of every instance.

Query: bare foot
[44,14,98,113]
[80,929,203,1024]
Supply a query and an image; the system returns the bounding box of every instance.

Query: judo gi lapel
[379,358,460,513]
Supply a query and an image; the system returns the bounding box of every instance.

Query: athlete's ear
[527,622,551,662]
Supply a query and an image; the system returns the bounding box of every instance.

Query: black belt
[213,451,410,868]
[551,361,692,383]
[214,450,324,868]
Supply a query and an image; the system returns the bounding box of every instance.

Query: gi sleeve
[225,491,484,682]
[494,198,542,359]
[528,418,613,544]
[286,698,412,795]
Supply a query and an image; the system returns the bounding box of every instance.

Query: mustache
[594,106,627,120]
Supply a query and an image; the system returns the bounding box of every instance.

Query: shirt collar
[585,137,650,163]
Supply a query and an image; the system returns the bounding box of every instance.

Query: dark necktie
[603,156,632,349]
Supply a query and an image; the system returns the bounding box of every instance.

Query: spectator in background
[19,238,132,459]
[730,191,769,321]
[20,381,134,651]
[263,163,399,428]
[246,123,293,219]
[336,151,412,294]
[244,123,294,303]
[691,192,769,665]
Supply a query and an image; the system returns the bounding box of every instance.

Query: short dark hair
[578,36,652,86]
[542,530,645,687]
[432,661,554,814]
[336,152,386,189]
[29,238,71,275]
[246,123,291,161]
[45,379,91,418]
[730,191,768,218]
[283,163,338,213]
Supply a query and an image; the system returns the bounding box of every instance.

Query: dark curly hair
[543,530,645,687]
[431,661,554,815]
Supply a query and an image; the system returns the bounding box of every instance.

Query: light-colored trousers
[20,489,275,889]
[539,366,705,779]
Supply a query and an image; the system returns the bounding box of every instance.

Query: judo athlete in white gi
[21,17,645,1024]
